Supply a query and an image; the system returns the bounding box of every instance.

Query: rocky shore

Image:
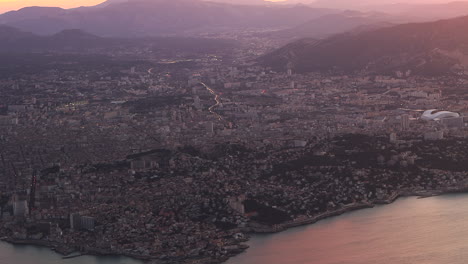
[247,187,468,235]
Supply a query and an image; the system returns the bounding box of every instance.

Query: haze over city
[2,0,468,263]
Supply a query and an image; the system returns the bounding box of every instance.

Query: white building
[421,110,460,121]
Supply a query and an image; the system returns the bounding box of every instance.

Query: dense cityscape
[2,0,468,264]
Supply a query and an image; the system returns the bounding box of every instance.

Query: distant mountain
[269,0,315,5]
[268,11,399,40]
[310,0,468,21]
[260,15,468,76]
[0,25,35,41]
[0,7,66,23]
[202,0,268,5]
[0,7,73,35]
[51,29,101,40]
[398,1,468,21]
[0,26,237,54]
[0,0,336,37]
[93,0,131,8]
[0,26,111,52]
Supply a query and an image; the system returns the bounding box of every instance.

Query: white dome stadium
[421,109,460,121]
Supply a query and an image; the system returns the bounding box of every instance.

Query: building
[206,122,214,134]
[70,213,81,230]
[193,96,201,110]
[291,140,307,148]
[12,194,29,217]
[442,117,464,128]
[290,81,295,89]
[80,216,95,231]
[228,195,246,215]
[13,200,28,217]
[424,131,444,141]
[70,213,95,231]
[421,109,460,121]
[401,114,410,130]
[7,105,28,113]
[0,116,18,126]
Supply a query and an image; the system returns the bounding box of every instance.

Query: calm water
[227,195,468,264]
[0,242,143,264]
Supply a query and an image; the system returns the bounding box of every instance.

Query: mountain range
[273,0,468,22]
[0,0,335,37]
[260,15,468,75]
[267,11,399,40]
[309,0,468,20]
[0,25,236,54]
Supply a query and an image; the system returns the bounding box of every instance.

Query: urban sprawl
[1,36,468,264]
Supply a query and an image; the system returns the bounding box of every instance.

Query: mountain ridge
[267,11,400,40]
[260,15,468,76]
[0,0,336,37]
[0,25,237,54]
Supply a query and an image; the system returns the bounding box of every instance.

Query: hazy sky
[0,0,286,14]
[0,0,464,14]
[0,0,287,13]
[0,0,105,13]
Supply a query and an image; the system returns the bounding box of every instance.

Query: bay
[227,195,468,264]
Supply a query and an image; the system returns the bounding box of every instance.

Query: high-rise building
[70,213,81,230]
[12,194,28,217]
[207,122,214,134]
[290,81,295,89]
[13,200,28,217]
[401,114,410,131]
[193,96,201,110]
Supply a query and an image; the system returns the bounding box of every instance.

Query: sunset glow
[0,0,105,13]
[3,0,468,262]
[2,0,466,15]
[0,0,291,15]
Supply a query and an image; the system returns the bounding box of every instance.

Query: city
[1,0,468,264]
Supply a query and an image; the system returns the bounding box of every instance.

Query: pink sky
[0,0,463,14]
[0,0,105,13]
[0,0,287,14]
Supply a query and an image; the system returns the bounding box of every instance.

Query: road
[200,82,224,121]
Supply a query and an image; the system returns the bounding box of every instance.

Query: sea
[226,194,468,264]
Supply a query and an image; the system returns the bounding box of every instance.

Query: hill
[310,0,468,21]
[268,11,398,40]
[0,0,336,37]
[0,26,237,54]
[260,15,468,76]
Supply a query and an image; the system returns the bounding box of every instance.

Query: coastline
[0,237,153,263]
[2,187,468,264]
[247,186,468,234]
